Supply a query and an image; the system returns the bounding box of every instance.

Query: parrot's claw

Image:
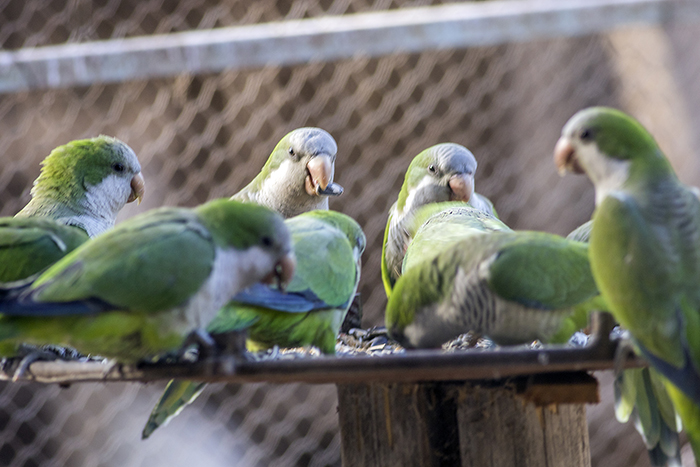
[180,329,218,361]
[12,347,62,382]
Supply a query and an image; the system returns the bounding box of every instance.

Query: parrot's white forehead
[432,143,477,174]
[561,108,599,138]
[288,128,338,157]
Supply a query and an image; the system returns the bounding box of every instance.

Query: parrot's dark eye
[288,147,295,157]
[579,128,594,142]
[112,163,125,173]
[261,236,273,247]
[428,165,436,173]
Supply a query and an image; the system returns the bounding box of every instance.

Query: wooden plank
[0,313,646,385]
[0,0,699,93]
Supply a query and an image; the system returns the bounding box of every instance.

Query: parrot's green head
[396,143,478,215]
[195,199,296,287]
[32,135,145,208]
[554,107,673,205]
[301,210,367,259]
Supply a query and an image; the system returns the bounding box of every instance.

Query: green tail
[142,380,207,439]
[615,367,683,467]
[663,380,700,467]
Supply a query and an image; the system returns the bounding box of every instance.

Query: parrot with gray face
[381,143,496,296]
[141,209,365,439]
[554,106,700,464]
[0,199,294,363]
[232,127,343,218]
[386,205,599,348]
[0,136,145,284]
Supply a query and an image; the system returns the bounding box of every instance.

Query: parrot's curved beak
[305,154,343,197]
[448,173,473,203]
[554,137,584,176]
[128,173,146,204]
[263,252,296,291]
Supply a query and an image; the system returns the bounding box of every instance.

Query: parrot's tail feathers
[142,380,207,439]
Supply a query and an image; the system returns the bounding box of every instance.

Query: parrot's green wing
[0,218,88,283]
[17,208,215,314]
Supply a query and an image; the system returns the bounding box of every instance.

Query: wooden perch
[0,313,644,386]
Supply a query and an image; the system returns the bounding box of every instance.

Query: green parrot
[232,127,343,218]
[0,136,145,283]
[141,210,365,439]
[568,221,682,467]
[386,205,600,348]
[554,106,700,464]
[0,198,294,362]
[381,143,496,296]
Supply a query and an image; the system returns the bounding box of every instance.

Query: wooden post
[337,372,596,467]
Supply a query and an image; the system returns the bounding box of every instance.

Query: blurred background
[0,0,699,465]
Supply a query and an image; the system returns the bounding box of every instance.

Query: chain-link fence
[0,0,699,466]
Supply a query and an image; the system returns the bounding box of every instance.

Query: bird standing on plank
[142,210,365,439]
[386,205,599,348]
[555,106,700,465]
[0,136,145,283]
[0,199,294,363]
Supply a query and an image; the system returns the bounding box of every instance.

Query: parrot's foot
[11,347,63,382]
[180,329,217,361]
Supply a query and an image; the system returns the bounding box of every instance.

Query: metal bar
[0,0,698,93]
[0,313,646,385]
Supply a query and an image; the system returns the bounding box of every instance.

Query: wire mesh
[0,0,699,466]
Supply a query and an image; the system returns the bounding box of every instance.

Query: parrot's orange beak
[554,137,584,176]
[305,154,342,197]
[263,252,296,291]
[448,173,473,203]
[128,173,146,204]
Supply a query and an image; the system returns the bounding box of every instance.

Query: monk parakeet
[141,210,365,438]
[0,199,294,362]
[0,136,145,283]
[381,143,496,296]
[232,128,343,218]
[386,205,600,348]
[555,106,700,463]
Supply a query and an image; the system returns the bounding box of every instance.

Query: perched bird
[0,199,294,362]
[0,136,145,283]
[232,128,343,218]
[142,210,365,438]
[386,205,600,348]
[381,143,495,296]
[555,106,700,463]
